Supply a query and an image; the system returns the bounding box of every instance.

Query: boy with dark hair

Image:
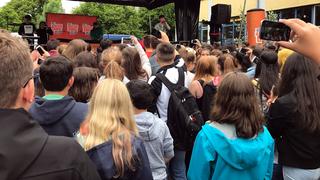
[46,39,60,57]
[149,42,194,180]
[0,31,100,180]
[29,56,88,137]
[127,80,174,180]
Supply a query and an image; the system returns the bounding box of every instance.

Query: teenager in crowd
[80,79,153,180]
[69,67,99,103]
[127,80,174,180]
[188,72,274,180]
[62,39,87,61]
[46,39,60,57]
[100,46,130,83]
[29,56,88,137]
[189,56,219,120]
[253,50,279,113]
[267,53,320,180]
[122,47,149,81]
[183,51,197,72]
[0,31,101,180]
[131,36,152,78]
[149,43,194,180]
[217,53,240,75]
[36,21,53,46]
[74,51,99,69]
[143,35,159,58]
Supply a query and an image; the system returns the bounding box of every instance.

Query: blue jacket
[29,96,88,137]
[87,136,153,180]
[188,124,274,180]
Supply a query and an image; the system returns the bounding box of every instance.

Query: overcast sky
[0,0,81,13]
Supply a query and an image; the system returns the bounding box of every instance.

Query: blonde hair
[83,79,138,177]
[194,56,218,82]
[101,47,124,80]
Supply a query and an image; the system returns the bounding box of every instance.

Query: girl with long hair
[188,56,219,120]
[80,79,152,179]
[62,39,87,61]
[217,54,239,75]
[253,50,280,113]
[121,47,148,81]
[188,72,274,180]
[267,53,320,180]
[100,47,129,83]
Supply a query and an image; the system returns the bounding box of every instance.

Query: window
[316,6,320,26]
[296,6,312,23]
[281,8,295,19]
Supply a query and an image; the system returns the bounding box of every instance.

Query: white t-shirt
[149,67,193,122]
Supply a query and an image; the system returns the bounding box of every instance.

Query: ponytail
[104,60,124,81]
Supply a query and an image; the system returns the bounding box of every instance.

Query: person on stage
[90,21,103,42]
[154,15,171,34]
[18,14,36,36]
[36,21,53,46]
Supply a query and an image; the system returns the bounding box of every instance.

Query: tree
[0,0,46,31]
[139,3,175,37]
[73,2,175,38]
[73,3,143,36]
[38,0,65,22]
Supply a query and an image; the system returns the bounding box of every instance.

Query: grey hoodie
[134,112,174,180]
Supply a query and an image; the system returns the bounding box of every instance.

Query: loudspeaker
[210,4,231,25]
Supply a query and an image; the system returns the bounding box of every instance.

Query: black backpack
[198,80,217,121]
[156,68,204,151]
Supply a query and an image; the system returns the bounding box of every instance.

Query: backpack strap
[155,67,185,92]
[177,67,185,87]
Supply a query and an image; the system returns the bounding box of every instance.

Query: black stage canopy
[70,0,201,41]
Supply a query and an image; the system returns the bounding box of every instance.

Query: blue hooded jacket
[188,124,274,180]
[29,96,88,137]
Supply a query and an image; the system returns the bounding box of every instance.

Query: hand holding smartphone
[259,20,291,41]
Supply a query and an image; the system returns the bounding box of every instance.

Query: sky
[0,0,81,13]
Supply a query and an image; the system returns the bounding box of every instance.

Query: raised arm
[131,36,152,77]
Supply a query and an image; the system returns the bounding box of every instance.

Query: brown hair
[0,31,33,108]
[156,43,175,63]
[143,35,160,49]
[101,47,124,80]
[69,67,99,103]
[193,56,218,82]
[74,51,99,69]
[63,39,87,61]
[121,47,147,80]
[211,72,264,138]
[218,54,239,75]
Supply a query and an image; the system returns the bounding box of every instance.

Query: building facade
[199,0,320,43]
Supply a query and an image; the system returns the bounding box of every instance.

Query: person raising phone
[154,15,171,34]
[278,19,320,65]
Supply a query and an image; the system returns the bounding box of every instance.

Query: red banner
[46,13,97,40]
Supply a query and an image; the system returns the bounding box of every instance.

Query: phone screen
[36,46,45,56]
[259,20,291,41]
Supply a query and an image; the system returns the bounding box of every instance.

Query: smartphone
[36,45,45,56]
[259,20,291,41]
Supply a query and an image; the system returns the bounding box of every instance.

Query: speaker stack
[210,4,231,44]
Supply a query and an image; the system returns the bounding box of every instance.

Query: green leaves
[73,2,175,37]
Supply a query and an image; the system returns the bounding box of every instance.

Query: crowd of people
[0,18,320,180]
